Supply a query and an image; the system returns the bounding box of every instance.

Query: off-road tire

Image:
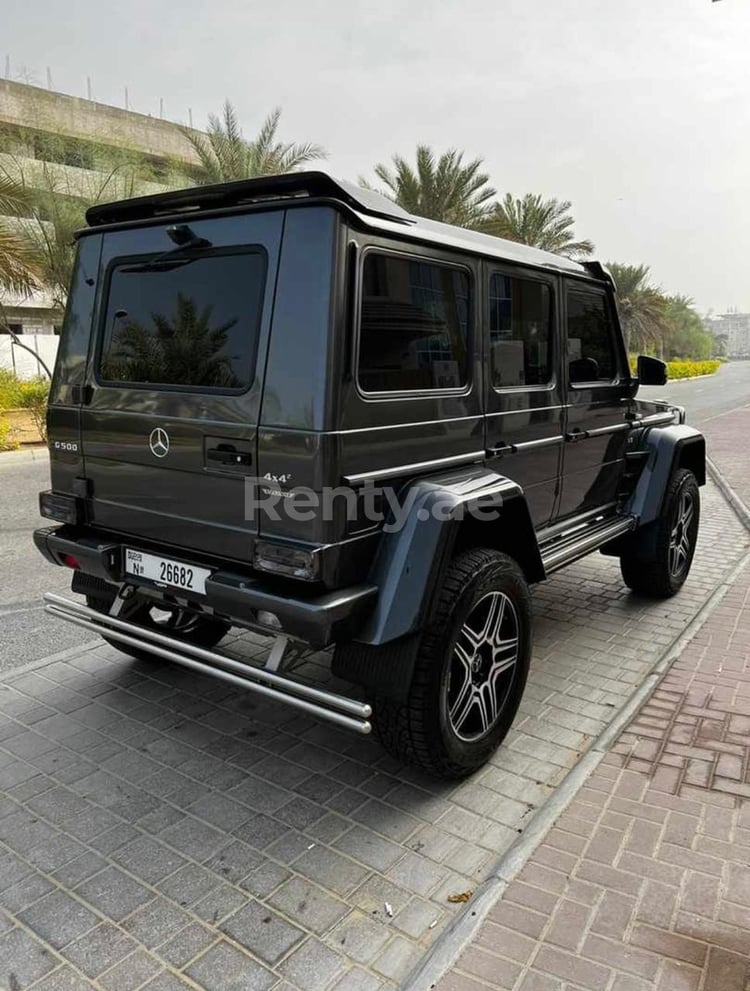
[85,594,231,661]
[372,548,532,779]
[620,468,700,598]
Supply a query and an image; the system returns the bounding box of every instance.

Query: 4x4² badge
[149,427,170,458]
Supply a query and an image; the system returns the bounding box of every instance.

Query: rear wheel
[372,548,531,779]
[620,468,700,597]
[86,594,231,660]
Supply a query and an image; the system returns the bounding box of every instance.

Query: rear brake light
[61,554,80,570]
[39,491,84,525]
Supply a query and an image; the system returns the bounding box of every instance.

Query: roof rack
[85,171,415,228]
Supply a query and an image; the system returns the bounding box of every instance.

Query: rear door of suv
[78,210,284,564]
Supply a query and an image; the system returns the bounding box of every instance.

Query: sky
[4,0,749,313]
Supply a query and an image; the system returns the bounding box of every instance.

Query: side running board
[541,516,635,575]
[44,593,372,735]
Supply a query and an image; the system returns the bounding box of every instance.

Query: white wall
[0,335,58,381]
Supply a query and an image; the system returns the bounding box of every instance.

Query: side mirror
[637,354,668,386]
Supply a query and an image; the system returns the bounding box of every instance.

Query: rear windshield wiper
[121,227,213,274]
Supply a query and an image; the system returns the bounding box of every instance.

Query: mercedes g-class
[35,172,705,778]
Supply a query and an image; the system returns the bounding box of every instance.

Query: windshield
[98,249,266,391]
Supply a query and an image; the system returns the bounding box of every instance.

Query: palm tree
[484,193,594,257]
[367,145,497,228]
[182,102,326,184]
[0,170,42,294]
[607,262,668,354]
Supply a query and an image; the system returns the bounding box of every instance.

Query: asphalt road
[1,360,747,674]
[643,357,750,426]
[0,455,91,672]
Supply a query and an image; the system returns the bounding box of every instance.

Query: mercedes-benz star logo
[149,427,170,459]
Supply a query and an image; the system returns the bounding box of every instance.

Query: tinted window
[99,250,265,390]
[490,274,552,388]
[358,253,469,392]
[567,291,618,383]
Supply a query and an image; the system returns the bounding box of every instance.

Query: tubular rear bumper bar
[34,525,377,647]
[44,592,372,735]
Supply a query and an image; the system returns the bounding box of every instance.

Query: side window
[489,274,552,388]
[358,253,469,393]
[567,290,618,384]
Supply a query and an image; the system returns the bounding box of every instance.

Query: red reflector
[61,554,80,569]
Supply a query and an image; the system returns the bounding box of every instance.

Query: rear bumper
[33,525,377,647]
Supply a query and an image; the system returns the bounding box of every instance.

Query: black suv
[35,172,705,778]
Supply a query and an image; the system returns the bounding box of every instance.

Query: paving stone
[334,826,404,872]
[61,922,137,978]
[155,921,216,968]
[0,927,58,987]
[266,877,347,935]
[31,965,96,991]
[239,860,291,899]
[157,816,227,861]
[75,867,152,922]
[293,844,369,897]
[186,939,275,991]
[326,911,391,964]
[122,897,191,948]
[221,899,304,965]
[20,890,100,950]
[193,883,248,925]
[204,839,263,884]
[2,871,56,914]
[111,834,187,885]
[97,948,162,991]
[277,936,346,991]
[156,863,221,907]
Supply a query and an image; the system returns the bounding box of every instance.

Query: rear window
[98,249,266,391]
[358,253,470,393]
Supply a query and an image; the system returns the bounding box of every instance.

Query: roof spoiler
[85,171,416,228]
[582,259,616,289]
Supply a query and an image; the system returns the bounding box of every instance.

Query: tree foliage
[0,169,43,294]
[484,192,594,257]
[182,102,326,184]
[368,145,497,228]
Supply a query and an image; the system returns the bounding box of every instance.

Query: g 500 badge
[53,441,78,453]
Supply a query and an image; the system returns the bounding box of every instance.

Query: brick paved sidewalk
[437,558,750,991]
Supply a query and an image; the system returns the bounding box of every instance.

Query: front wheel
[372,548,532,779]
[620,468,700,598]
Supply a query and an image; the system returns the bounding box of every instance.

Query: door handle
[207,446,252,466]
[565,429,587,443]
[487,442,517,457]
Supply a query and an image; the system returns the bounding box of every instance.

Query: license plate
[124,549,211,594]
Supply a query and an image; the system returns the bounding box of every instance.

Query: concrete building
[707,311,750,358]
[0,78,200,361]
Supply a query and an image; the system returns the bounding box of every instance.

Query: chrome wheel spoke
[450,680,475,732]
[447,590,520,742]
[475,682,498,733]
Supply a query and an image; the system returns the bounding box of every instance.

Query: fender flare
[626,424,706,527]
[354,467,543,646]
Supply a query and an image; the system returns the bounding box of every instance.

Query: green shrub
[16,378,50,443]
[628,357,720,380]
[0,369,23,411]
[666,359,721,380]
[0,417,19,451]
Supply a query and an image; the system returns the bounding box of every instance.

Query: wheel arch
[352,467,543,647]
[627,424,705,527]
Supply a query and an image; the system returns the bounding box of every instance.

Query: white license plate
[124,549,211,594]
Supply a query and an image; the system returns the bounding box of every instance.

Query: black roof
[84,171,596,279]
